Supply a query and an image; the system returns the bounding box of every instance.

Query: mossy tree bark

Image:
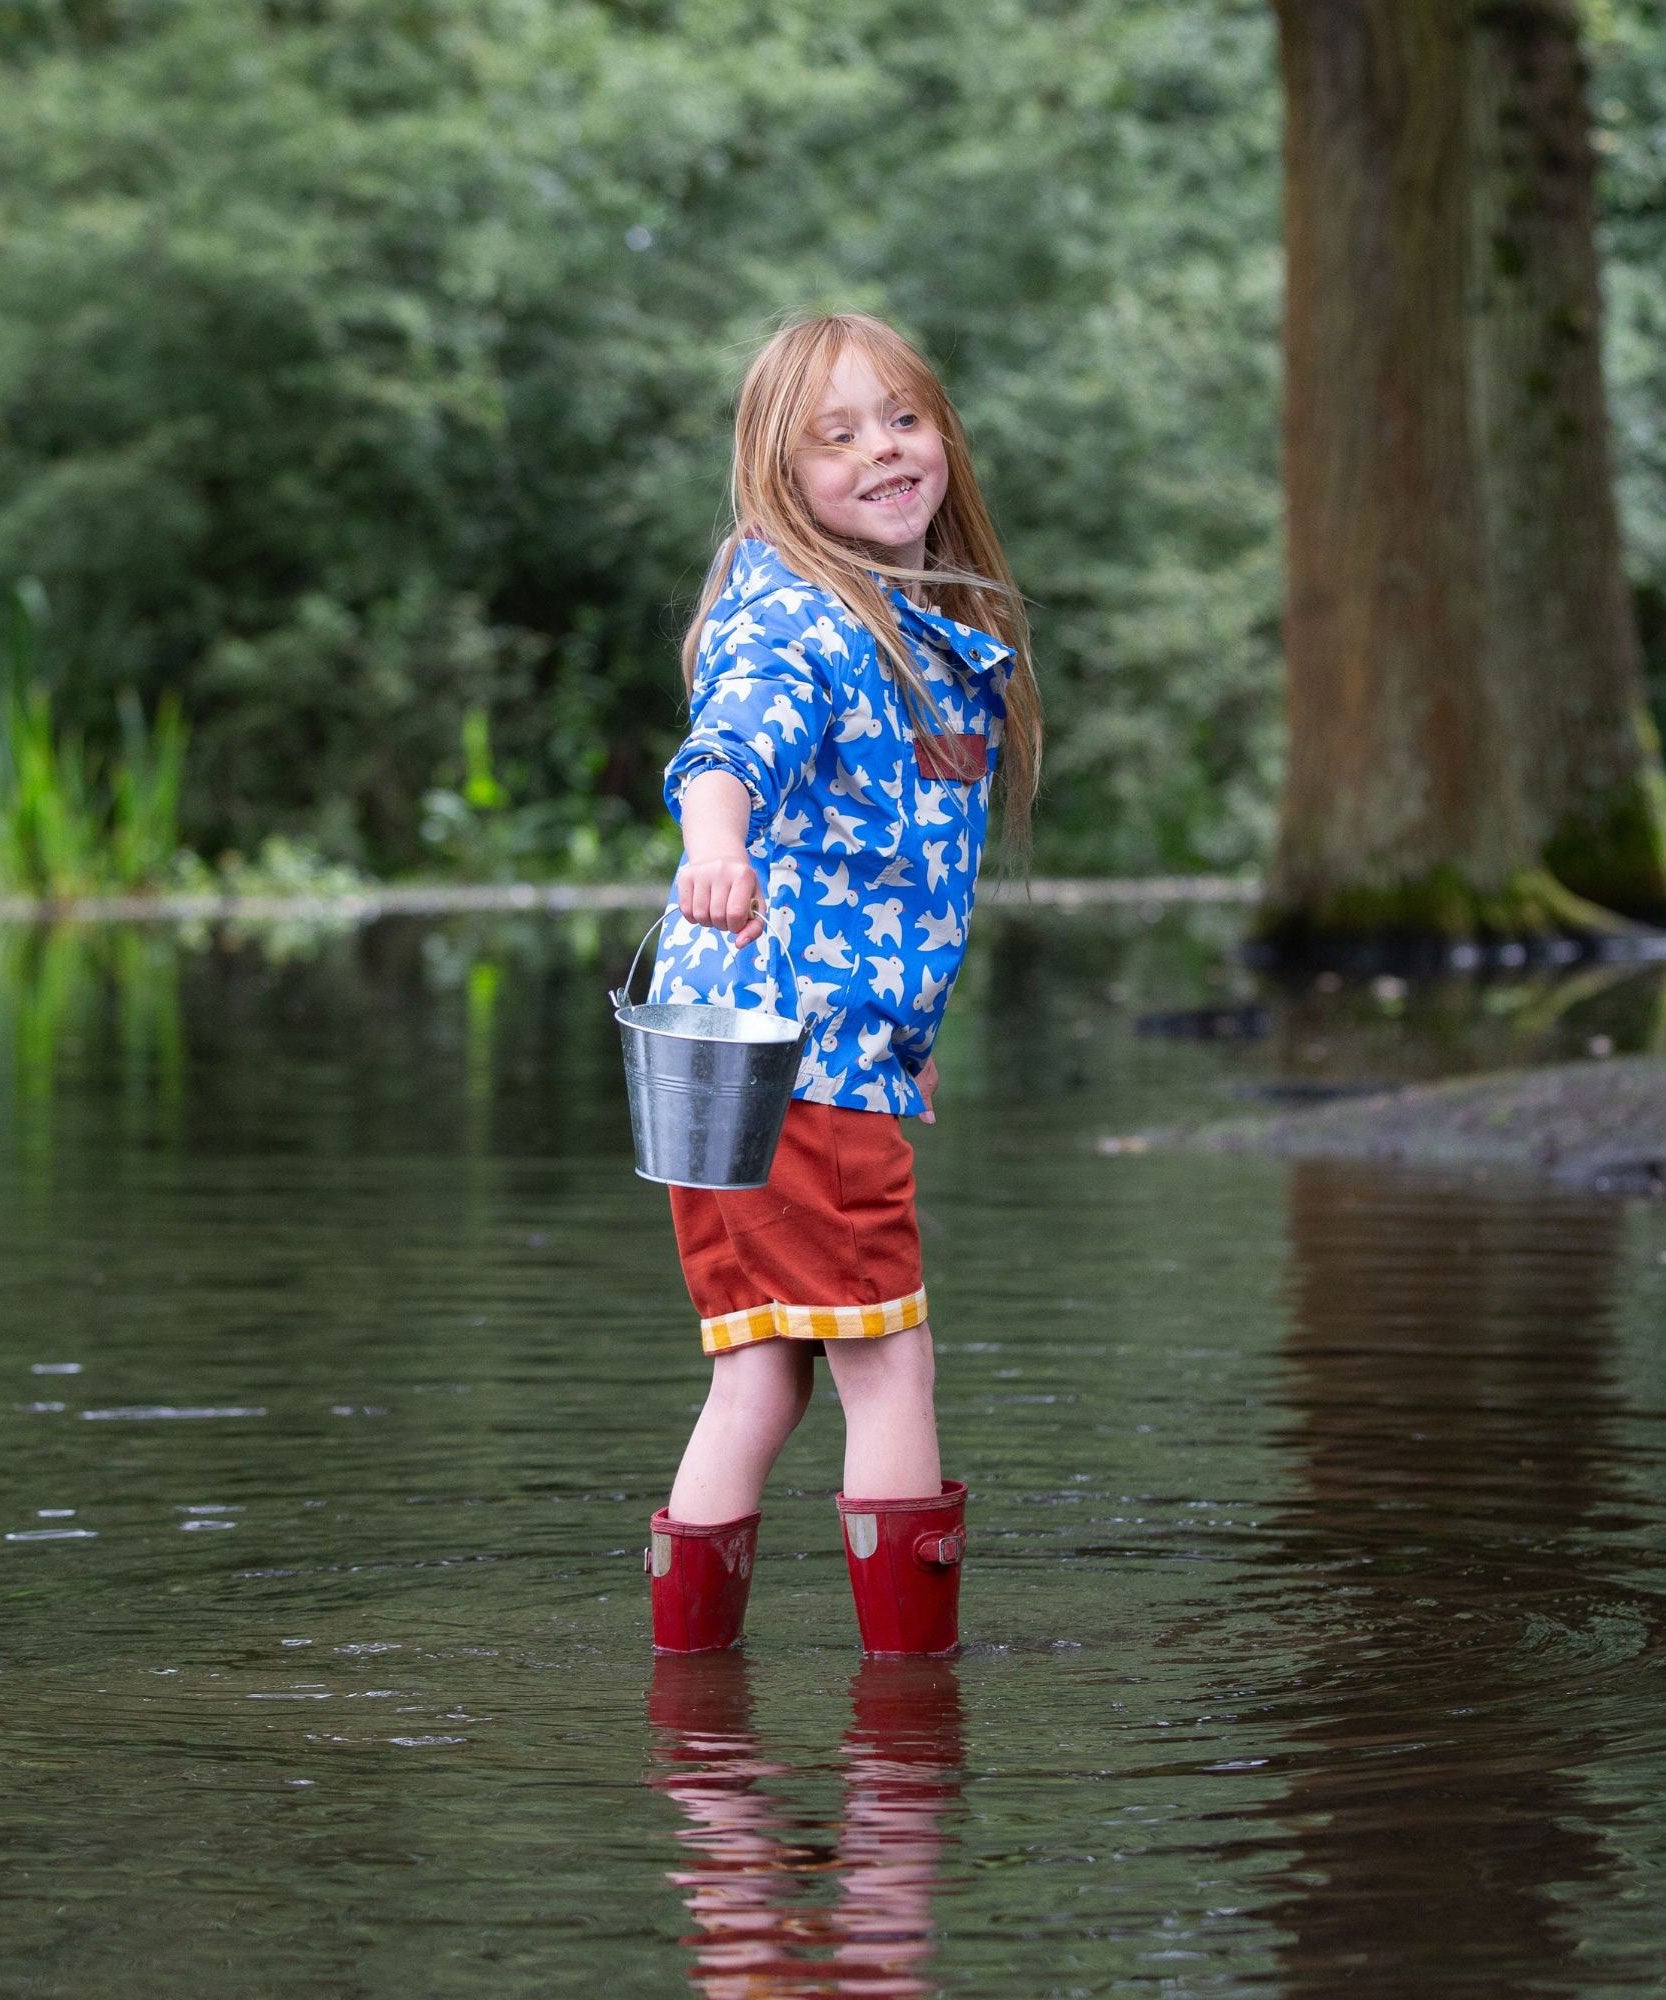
[1263,0,1666,953]
[1467,0,1666,919]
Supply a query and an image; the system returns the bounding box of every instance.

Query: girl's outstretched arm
[679,771,764,945]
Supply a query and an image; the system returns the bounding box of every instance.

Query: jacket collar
[724,536,1011,681]
[888,587,1013,684]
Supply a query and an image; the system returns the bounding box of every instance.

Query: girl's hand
[915,1054,939,1124]
[678,855,765,945]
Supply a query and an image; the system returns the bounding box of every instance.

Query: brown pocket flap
[913,733,987,783]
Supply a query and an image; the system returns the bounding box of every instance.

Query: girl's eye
[894,412,918,429]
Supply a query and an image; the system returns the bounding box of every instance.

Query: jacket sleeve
[663,603,836,844]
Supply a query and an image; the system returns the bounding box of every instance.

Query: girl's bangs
[802,328,947,441]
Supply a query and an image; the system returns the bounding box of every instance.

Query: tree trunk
[1466,0,1666,918]
[1263,0,1666,953]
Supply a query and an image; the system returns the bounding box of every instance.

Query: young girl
[643,311,1042,1657]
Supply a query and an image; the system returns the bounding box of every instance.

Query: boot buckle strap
[915,1530,964,1568]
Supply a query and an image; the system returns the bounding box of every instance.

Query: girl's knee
[831,1323,935,1402]
[707,1341,814,1429]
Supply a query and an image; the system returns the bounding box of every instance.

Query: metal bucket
[612,913,809,1191]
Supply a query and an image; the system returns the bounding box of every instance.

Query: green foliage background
[0,0,1661,876]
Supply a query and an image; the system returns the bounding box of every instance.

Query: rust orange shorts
[669,1099,928,1357]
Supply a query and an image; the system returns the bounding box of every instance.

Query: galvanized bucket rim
[612,1002,804,1046]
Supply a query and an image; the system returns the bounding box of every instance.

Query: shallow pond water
[3,908,1664,1997]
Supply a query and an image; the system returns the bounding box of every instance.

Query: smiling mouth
[861,477,918,504]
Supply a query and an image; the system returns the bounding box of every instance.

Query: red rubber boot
[836,1480,966,1657]
[645,1509,762,1653]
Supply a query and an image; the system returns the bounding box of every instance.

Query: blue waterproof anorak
[652,537,1012,1116]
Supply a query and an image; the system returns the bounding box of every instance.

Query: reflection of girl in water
[643,312,1042,1659]
[647,1652,965,1997]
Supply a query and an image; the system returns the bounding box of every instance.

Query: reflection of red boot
[833,1655,967,1991]
[646,1647,757,1747]
[646,1509,762,1653]
[837,1481,966,1657]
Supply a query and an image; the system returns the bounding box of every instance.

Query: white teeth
[863,479,915,501]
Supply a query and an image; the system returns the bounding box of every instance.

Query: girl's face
[793,347,949,573]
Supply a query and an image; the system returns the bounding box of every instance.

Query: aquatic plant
[1,582,189,897]
[109,687,188,890]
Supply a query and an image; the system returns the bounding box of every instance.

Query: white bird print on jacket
[856,1022,892,1070]
[795,973,844,1017]
[802,921,854,970]
[923,839,951,892]
[913,783,953,827]
[823,805,862,852]
[864,898,904,947]
[775,804,811,846]
[913,966,951,1013]
[852,1079,892,1112]
[724,609,767,650]
[812,614,850,658]
[867,954,906,1003]
[762,692,809,742]
[835,691,883,743]
[873,854,914,888]
[814,861,860,907]
[828,761,871,803]
[917,906,964,952]
[871,816,904,864]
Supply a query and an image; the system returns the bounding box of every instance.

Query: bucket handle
[612,904,804,1021]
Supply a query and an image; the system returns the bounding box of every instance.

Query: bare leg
[824,1325,942,1499]
[668,1339,816,1523]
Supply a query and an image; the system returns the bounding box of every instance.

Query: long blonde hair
[680,311,1042,845]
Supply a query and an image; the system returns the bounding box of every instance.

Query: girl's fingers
[680,861,761,934]
[732,873,765,944]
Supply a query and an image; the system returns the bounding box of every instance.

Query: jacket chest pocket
[912,733,988,783]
